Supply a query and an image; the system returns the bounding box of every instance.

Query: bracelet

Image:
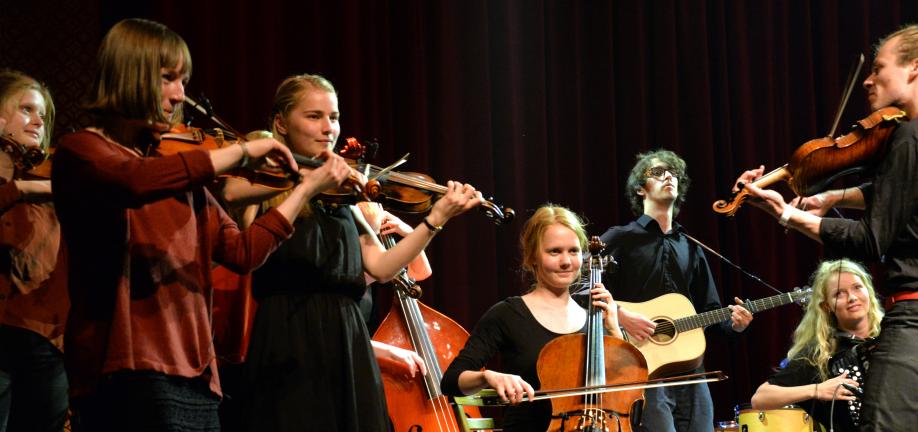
[422,217,443,234]
[813,193,827,205]
[814,383,819,399]
[778,206,794,227]
[238,141,250,167]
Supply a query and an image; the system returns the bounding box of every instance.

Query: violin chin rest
[800,166,865,197]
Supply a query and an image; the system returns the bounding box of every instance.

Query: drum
[735,403,815,431]
[714,420,738,431]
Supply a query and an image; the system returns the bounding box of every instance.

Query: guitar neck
[673,291,800,332]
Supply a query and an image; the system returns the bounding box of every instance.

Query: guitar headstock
[792,286,813,308]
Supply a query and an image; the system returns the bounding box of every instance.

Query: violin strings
[365,164,448,193]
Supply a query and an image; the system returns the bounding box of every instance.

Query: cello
[535,237,647,431]
[369,208,481,432]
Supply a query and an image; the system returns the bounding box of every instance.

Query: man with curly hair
[598,149,753,432]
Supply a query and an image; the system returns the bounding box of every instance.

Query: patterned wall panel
[1,0,101,141]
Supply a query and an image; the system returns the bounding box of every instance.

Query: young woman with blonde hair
[751,259,883,431]
[0,69,68,432]
[441,204,622,431]
[239,73,481,431]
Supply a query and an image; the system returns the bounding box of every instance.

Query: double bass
[369,210,482,432]
[535,237,647,431]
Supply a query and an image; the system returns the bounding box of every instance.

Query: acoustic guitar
[617,287,811,378]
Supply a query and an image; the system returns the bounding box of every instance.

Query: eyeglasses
[643,166,680,179]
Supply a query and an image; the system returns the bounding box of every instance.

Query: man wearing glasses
[597,150,753,432]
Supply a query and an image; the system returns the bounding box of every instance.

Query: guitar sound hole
[650,319,676,343]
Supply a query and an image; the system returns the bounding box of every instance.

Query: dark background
[4,0,917,423]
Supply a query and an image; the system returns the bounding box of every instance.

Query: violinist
[440,204,623,431]
[598,150,752,432]
[733,24,918,430]
[238,73,481,431]
[0,69,68,431]
[751,259,882,432]
[50,19,328,432]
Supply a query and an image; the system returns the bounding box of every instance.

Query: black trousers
[69,370,219,432]
[0,325,68,432]
[861,300,918,430]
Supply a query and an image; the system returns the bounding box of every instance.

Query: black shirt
[767,334,867,432]
[820,118,918,296]
[598,214,732,336]
[440,296,587,431]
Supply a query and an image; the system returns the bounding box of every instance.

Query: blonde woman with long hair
[751,259,883,431]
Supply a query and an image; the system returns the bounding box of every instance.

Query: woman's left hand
[591,283,621,336]
[426,181,483,226]
[378,343,427,378]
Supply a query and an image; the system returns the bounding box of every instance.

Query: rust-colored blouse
[0,180,68,352]
[52,130,293,397]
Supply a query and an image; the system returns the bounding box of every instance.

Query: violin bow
[828,53,865,138]
[184,95,244,139]
[184,94,304,184]
[789,54,865,218]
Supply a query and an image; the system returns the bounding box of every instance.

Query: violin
[157,124,307,190]
[713,106,907,216]
[535,237,647,431]
[338,158,515,225]
[367,203,483,431]
[180,95,514,225]
[0,134,51,179]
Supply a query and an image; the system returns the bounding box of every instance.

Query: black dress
[440,296,587,431]
[767,333,870,432]
[243,204,389,431]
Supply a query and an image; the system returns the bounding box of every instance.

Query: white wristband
[778,206,794,227]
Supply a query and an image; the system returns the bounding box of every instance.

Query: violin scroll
[1,134,47,172]
[712,190,750,216]
[480,198,514,225]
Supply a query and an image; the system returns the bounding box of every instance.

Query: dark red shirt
[0,180,68,352]
[52,129,293,397]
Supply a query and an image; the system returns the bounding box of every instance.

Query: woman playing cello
[440,204,623,431]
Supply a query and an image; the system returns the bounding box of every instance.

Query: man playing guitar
[598,149,753,432]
